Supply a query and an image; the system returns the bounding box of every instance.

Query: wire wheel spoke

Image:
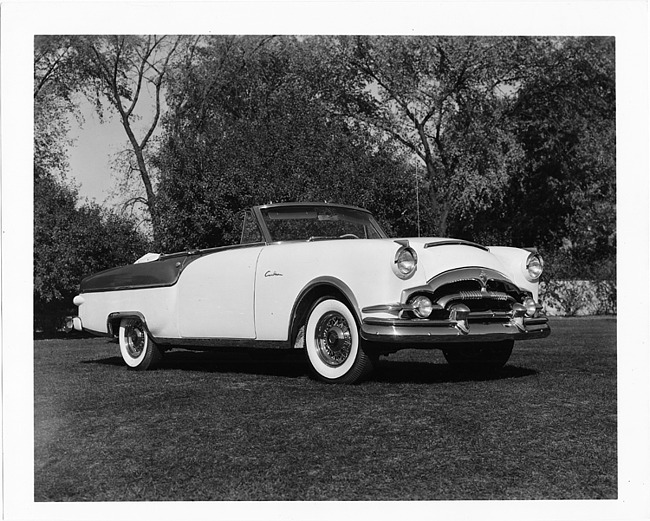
[315,312,352,367]
[125,322,145,358]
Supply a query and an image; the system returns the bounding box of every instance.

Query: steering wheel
[339,234,359,239]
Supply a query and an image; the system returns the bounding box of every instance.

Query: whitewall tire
[118,317,162,370]
[304,298,373,384]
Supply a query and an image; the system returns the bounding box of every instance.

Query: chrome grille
[436,289,515,310]
[459,290,509,301]
[404,267,527,317]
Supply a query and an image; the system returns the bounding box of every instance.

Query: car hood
[393,237,513,283]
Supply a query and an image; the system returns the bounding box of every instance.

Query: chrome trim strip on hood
[423,239,489,252]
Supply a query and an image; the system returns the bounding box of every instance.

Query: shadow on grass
[34,330,96,340]
[82,348,537,384]
[82,349,307,378]
[372,360,537,384]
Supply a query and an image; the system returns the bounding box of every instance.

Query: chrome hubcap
[315,311,352,367]
[125,322,145,358]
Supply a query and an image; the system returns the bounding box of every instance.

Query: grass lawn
[34,317,616,501]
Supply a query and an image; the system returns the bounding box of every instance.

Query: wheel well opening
[107,313,146,338]
[290,285,356,347]
[108,317,122,337]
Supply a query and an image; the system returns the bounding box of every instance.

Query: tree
[318,36,537,236]
[34,36,86,180]
[34,36,152,330]
[153,36,419,251]
[507,37,615,277]
[34,175,149,331]
[73,35,184,245]
[441,37,615,282]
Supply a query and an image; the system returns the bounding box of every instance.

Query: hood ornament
[478,270,488,289]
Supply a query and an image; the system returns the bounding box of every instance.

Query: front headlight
[393,245,418,279]
[525,252,544,281]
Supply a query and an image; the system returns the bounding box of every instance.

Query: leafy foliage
[154,36,420,251]
[34,175,149,330]
[314,36,537,236]
[458,37,616,282]
[61,35,185,244]
[34,94,72,181]
[34,36,85,181]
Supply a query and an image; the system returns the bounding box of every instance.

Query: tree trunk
[121,116,161,248]
[438,201,449,237]
[424,155,442,236]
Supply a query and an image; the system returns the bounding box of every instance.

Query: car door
[177,245,264,339]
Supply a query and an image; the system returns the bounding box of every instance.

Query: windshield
[259,205,387,242]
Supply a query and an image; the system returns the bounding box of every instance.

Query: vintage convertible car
[68,202,550,383]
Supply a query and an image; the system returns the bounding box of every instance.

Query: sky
[67,96,125,206]
[66,85,162,210]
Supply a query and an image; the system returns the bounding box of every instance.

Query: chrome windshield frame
[251,203,388,243]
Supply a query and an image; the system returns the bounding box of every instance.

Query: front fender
[254,240,420,341]
[286,276,362,346]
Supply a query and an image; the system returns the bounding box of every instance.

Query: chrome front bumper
[360,314,550,344]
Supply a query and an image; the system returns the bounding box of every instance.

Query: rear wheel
[304,298,373,384]
[118,317,162,370]
[443,340,513,374]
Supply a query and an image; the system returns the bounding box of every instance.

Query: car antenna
[416,161,421,237]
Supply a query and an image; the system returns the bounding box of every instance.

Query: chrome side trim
[159,241,266,261]
[106,310,292,349]
[154,338,291,349]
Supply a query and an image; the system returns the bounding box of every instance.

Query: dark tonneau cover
[79,242,265,293]
[79,254,196,293]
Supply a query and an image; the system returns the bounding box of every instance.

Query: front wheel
[442,340,513,374]
[304,298,373,384]
[118,317,162,370]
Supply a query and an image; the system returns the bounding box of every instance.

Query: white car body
[71,203,550,383]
